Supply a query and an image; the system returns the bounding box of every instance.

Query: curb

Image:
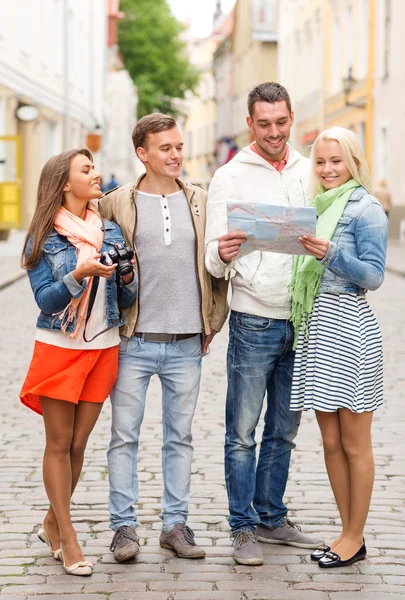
[385,265,405,278]
[0,271,27,291]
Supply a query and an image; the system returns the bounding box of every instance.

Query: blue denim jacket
[319,186,388,294]
[27,220,138,333]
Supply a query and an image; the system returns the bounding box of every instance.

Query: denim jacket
[27,220,138,333]
[319,186,388,294]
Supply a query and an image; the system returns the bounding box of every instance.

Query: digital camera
[100,242,134,277]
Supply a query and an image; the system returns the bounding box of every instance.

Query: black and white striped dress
[290,293,383,413]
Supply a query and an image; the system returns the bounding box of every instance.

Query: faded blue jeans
[225,311,301,533]
[108,334,202,532]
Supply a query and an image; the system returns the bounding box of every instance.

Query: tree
[118,0,199,117]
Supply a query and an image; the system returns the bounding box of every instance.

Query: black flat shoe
[318,543,367,568]
[310,545,331,561]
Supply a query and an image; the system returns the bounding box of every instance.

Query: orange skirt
[20,341,118,416]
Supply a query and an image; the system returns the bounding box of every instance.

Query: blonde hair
[310,127,373,196]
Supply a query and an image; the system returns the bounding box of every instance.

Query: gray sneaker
[257,519,325,549]
[232,530,264,565]
[159,523,206,558]
[110,526,140,562]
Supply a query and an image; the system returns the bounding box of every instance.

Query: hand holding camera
[72,243,135,285]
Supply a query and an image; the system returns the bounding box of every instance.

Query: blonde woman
[290,127,387,568]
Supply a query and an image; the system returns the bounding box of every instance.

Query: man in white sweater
[205,82,323,565]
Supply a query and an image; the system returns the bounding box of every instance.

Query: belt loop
[172,334,177,343]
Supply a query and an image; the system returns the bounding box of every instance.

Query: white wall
[0,0,107,139]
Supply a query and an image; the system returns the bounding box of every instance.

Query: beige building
[231,0,278,149]
[0,0,107,233]
[373,0,405,237]
[278,0,324,156]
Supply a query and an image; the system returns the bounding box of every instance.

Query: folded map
[227,201,317,257]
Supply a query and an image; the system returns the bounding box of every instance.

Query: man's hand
[299,235,329,259]
[218,231,247,263]
[203,330,217,354]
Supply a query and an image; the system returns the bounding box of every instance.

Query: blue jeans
[108,334,202,532]
[225,311,301,532]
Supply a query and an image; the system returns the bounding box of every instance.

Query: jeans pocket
[175,335,202,357]
[238,313,272,331]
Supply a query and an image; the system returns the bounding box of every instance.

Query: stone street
[0,271,404,600]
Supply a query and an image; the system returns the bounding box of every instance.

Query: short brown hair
[132,113,177,150]
[248,82,292,117]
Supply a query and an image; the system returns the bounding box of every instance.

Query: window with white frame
[331,16,341,94]
[358,0,369,79]
[383,0,391,78]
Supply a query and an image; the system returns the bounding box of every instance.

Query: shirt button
[166,216,169,220]
[166,228,169,232]
[164,206,167,209]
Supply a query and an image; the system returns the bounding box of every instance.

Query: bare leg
[41,398,104,566]
[333,408,374,560]
[315,410,350,549]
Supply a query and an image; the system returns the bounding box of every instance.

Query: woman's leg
[41,397,84,566]
[315,410,351,548]
[334,408,374,559]
[43,401,103,558]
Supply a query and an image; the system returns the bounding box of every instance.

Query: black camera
[100,242,134,277]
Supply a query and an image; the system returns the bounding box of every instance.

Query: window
[358,0,369,78]
[383,0,391,78]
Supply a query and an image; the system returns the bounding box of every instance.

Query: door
[0,135,21,230]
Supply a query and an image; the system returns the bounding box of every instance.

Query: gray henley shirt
[134,189,203,334]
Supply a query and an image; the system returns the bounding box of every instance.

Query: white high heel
[38,525,62,561]
[63,559,93,576]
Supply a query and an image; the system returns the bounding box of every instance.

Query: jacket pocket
[43,241,68,273]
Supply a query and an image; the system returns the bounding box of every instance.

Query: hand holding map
[227,200,317,257]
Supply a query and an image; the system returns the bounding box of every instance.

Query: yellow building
[182,36,219,189]
[278,0,374,164]
[323,0,375,166]
[231,0,278,149]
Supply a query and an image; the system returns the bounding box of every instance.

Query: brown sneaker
[110,526,140,562]
[159,523,206,558]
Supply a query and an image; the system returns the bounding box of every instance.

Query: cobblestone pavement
[0,273,404,600]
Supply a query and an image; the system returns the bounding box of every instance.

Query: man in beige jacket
[99,113,228,563]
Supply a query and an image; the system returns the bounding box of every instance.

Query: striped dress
[290,293,383,413]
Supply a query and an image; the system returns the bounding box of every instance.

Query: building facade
[373,0,405,236]
[103,0,140,187]
[278,0,324,155]
[0,0,107,231]
[231,0,278,149]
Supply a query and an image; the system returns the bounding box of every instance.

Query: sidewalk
[1,231,404,290]
[0,264,404,599]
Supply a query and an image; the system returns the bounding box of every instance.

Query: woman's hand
[299,235,329,260]
[72,254,117,283]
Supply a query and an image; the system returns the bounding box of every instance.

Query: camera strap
[82,274,121,343]
[83,219,122,343]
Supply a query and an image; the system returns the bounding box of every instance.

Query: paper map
[227,201,317,257]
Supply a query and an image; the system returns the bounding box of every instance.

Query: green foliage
[118,0,199,117]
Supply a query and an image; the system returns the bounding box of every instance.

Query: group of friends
[19,82,388,577]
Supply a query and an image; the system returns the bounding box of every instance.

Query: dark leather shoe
[318,543,367,568]
[310,545,331,561]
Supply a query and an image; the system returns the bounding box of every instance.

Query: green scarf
[290,178,359,349]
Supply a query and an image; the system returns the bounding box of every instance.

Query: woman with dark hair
[20,149,137,576]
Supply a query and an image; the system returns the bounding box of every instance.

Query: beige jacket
[98,175,228,338]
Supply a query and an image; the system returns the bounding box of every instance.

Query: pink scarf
[54,206,103,337]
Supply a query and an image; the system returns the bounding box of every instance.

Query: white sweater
[205,144,310,319]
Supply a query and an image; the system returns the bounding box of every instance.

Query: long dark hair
[21,148,93,270]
